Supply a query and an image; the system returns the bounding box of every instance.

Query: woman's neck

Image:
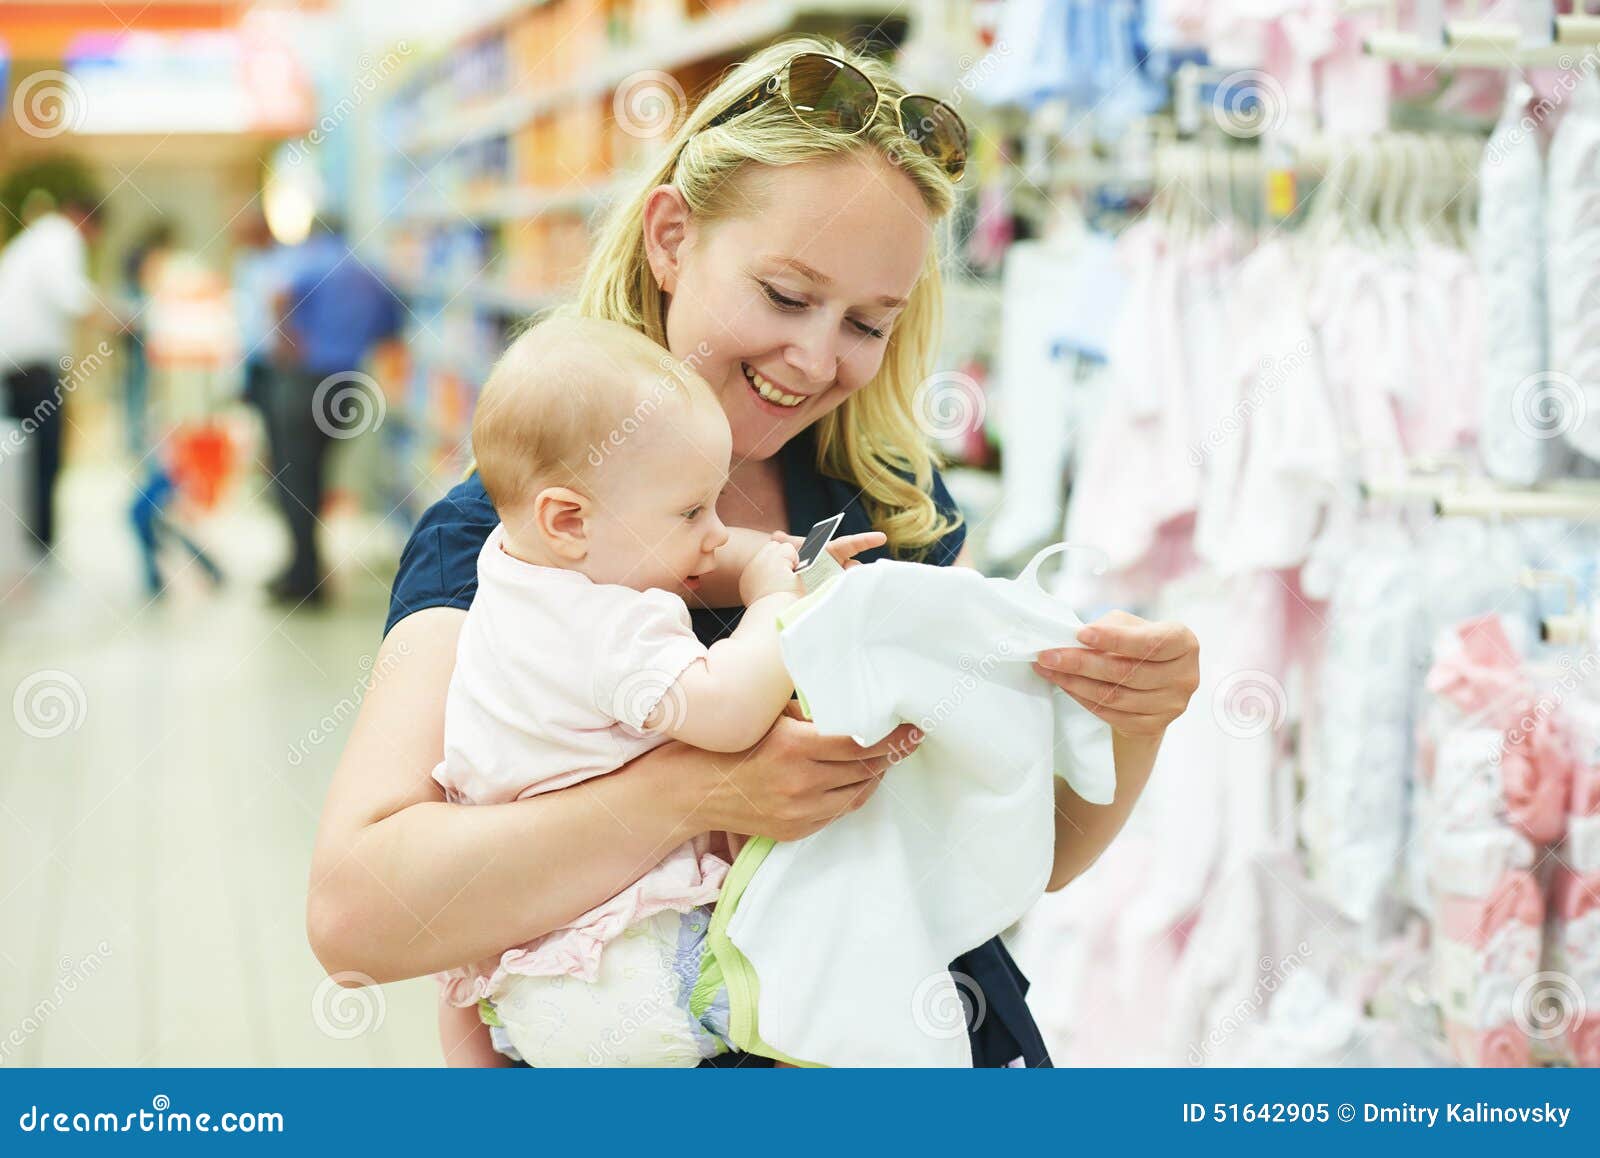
[720,456,788,534]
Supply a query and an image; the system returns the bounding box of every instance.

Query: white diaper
[491,907,731,1068]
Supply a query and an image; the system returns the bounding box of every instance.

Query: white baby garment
[727,545,1117,1067]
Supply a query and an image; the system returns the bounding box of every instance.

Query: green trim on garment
[700,835,821,1067]
[477,999,501,1028]
[691,579,843,1068]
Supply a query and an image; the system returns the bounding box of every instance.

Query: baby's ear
[532,486,589,560]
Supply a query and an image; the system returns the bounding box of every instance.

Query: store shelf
[395,0,906,156]
[391,271,560,316]
[395,181,618,225]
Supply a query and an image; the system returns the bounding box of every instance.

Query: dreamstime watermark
[580,969,683,1065]
[952,41,1013,108]
[605,668,689,739]
[1211,69,1289,139]
[311,971,386,1039]
[1189,340,1314,466]
[614,70,686,139]
[1187,941,1312,1064]
[886,642,1015,769]
[584,341,713,467]
[1510,369,1587,441]
[12,70,87,138]
[1211,669,1287,740]
[1506,650,1600,747]
[0,342,115,465]
[911,970,987,1040]
[12,670,87,740]
[1485,50,1597,166]
[285,43,412,164]
[1513,971,1588,1041]
[882,42,1009,176]
[0,941,113,1064]
[312,371,387,439]
[913,369,986,441]
[286,642,411,767]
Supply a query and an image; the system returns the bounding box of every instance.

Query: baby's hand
[771,529,887,570]
[739,540,802,604]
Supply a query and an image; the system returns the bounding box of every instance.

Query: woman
[308,37,1200,1067]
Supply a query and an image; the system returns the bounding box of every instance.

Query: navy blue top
[384,428,1053,1068]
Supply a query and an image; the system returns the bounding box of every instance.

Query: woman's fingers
[1037,666,1186,715]
[1035,646,1172,690]
[828,531,886,566]
[819,776,884,817]
[1061,690,1169,736]
[1076,615,1197,663]
[803,722,922,762]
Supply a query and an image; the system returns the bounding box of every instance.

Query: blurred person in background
[232,210,291,467]
[119,219,175,457]
[268,216,401,607]
[0,193,106,555]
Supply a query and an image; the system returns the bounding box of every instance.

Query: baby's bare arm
[651,590,799,751]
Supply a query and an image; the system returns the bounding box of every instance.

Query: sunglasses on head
[703,51,969,181]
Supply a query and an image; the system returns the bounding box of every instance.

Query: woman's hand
[1031,610,1200,738]
[771,529,886,570]
[691,704,921,842]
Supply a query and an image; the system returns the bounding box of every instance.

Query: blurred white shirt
[0,213,93,367]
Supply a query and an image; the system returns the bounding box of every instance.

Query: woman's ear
[642,184,691,294]
[531,486,590,561]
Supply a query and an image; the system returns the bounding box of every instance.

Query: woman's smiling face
[645,152,934,461]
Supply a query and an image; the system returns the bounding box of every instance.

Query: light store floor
[0,461,439,1066]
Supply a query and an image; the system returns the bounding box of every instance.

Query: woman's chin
[728,420,792,462]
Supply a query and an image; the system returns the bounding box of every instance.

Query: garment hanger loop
[1017,542,1111,591]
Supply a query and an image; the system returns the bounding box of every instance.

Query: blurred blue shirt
[284,232,402,375]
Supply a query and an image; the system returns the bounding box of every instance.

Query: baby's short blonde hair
[471,315,712,518]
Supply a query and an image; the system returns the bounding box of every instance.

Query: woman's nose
[784,316,839,386]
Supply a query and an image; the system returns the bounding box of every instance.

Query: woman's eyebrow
[768,256,907,308]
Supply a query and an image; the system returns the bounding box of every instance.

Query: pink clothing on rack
[1500,718,1576,845]
[1573,762,1600,816]
[1424,613,1576,844]
[1569,1016,1600,1068]
[1548,865,1600,923]
[1436,871,1544,948]
[1444,1022,1531,1068]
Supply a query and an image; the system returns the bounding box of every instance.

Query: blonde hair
[567,36,961,558]
[472,315,711,518]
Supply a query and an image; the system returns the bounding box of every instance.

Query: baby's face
[582,397,732,598]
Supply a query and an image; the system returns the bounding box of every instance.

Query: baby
[434,316,861,1067]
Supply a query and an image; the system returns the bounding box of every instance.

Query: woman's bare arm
[306,606,913,983]
[308,607,712,981]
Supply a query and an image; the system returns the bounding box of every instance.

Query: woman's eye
[850,318,888,340]
[760,282,806,311]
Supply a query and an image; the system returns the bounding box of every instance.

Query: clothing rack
[1362,2,1600,66]
[1361,472,1600,519]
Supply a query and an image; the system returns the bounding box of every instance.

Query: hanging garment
[987,241,1101,561]
[1193,238,1341,574]
[1306,522,1426,923]
[1066,221,1197,575]
[1478,83,1566,484]
[1546,72,1600,462]
[704,545,1117,1067]
[1409,243,1484,458]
